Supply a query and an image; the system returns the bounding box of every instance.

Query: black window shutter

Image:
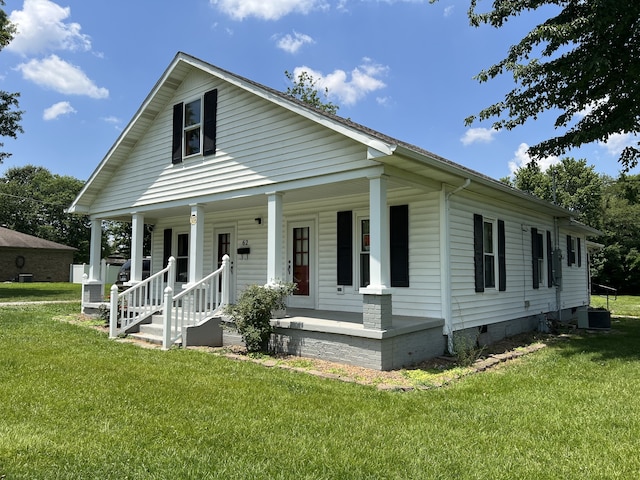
[577,237,582,267]
[567,235,573,266]
[547,231,553,288]
[203,89,218,156]
[531,227,539,289]
[473,214,484,292]
[163,229,173,280]
[336,211,353,286]
[498,219,506,291]
[172,103,183,164]
[390,205,409,287]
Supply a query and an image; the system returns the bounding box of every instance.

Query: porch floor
[275,308,444,340]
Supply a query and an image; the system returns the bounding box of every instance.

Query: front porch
[229,308,446,371]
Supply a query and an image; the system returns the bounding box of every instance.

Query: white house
[68,52,600,370]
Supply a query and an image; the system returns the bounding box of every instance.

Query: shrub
[224,282,296,353]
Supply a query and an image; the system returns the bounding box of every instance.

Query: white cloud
[275,31,315,53]
[444,5,454,17]
[508,142,559,175]
[210,0,327,20]
[460,127,498,146]
[7,0,91,56]
[599,132,636,156]
[16,54,108,99]
[293,58,388,106]
[43,101,76,120]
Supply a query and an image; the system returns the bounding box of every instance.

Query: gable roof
[0,227,76,251]
[68,52,597,234]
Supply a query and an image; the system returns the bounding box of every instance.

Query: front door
[287,221,315,308]
[215,227,236,303]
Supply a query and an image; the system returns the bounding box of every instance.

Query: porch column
[360,174,393,330]
[83,218,104,305]
[188,204,205,284]
[266,192,284,284]
[88,218,102,282]
[129,213,145,283]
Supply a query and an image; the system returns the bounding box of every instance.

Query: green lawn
[0,291,639,478]
[0,282,82,302]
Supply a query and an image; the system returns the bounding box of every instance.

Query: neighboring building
[68,52,600,369]
[0,227,76,282]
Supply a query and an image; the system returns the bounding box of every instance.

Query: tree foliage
[0,166,90,262]
[0,0,23,162]
[594,174,640,293]
[464,0,640,169]
[505,157,603,228]
[284,70,340,115]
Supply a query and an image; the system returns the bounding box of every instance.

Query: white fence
[70,262,120,284]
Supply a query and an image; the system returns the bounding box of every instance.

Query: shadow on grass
[553,317,640,363]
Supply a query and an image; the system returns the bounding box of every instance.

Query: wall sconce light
[255,217,262,225]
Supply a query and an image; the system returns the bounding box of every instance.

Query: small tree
[284,70,340,115]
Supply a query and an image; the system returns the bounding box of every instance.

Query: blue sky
[0,0,636,182]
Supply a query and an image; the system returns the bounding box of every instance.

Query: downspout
[554,216,562,323]
[441,178,471,354]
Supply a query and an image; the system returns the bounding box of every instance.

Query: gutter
[441,178,471,355]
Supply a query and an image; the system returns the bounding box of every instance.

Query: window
[359,218,370,288]
[336,207,410,289]
[531,228,545,289]
[474,214,506,292]
[483,220,496,288]
[172,89,218,164]
[176,233,189,282]
[184,99,201,156]
[566,235,582,267]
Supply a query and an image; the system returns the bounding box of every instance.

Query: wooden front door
[288,221,315,308]
[215,227,236,303]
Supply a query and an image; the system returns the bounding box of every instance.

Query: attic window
[172,89,218,164]
[184,99,201,156]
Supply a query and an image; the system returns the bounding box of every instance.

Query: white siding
[149,187,443,318]
[448,191,590,330]
[89,70,377,215]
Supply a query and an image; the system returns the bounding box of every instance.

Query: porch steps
[127,315,173,346]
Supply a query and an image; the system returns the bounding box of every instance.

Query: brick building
[0,227,76,282]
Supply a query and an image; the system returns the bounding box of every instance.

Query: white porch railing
[109,257,176,338]
[162,254,230,349]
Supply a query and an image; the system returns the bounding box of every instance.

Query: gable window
[172,89,218,164]
[184,99,201,156]
[566,235,582,267]
[474,214,506,292]
[531,228,545,289]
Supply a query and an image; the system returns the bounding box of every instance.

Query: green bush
[224,283,296,353]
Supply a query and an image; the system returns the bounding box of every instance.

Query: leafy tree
[0,0,23,162]
[507,157,603,228]
[0,165,91,262]
[593,174,640,293]
[461,0,640,169]
[284,70,340,115]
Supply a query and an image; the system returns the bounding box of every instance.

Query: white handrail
[162,254,230,349]
[109,257,176,337]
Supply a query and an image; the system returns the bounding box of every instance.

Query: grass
[1,288,640,478]
[0,282,82,302]
[590,294,640,317]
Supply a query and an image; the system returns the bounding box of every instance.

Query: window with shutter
[474,214,506,292]
[171,89,218,164]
